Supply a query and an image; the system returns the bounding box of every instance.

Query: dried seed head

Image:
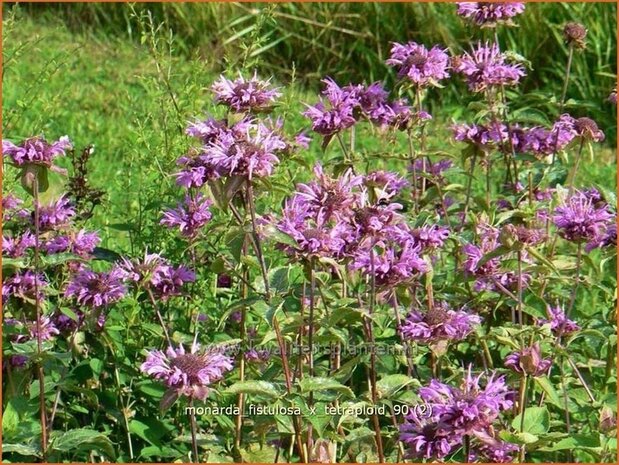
[575,117,600,139]
[563,22,587,49]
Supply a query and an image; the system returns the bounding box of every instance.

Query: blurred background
[11,2,618,110]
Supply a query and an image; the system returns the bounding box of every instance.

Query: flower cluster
[3,135,72,167]
[386,42,450,87]
[456,2,525,27]
[400,302,481,344]
[120,252,196,301]
[211,73,281,113]
[453,42,526,92]
[505,342,552,377]
[140,341,234,400]
[400,369,514,459]
[303,78,418,138]
[161,193,213,239]
[553,190,614,244]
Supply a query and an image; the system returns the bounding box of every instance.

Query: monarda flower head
[553,191,613,243]
[211,72,281,113]
[277,195,357,261]
[2,231,36,258]
[456,2,525,27]
[400,302,481,344]
[2,135,72,168]
[140,341,233,401]
[537,304,580,337]
[2,270,48,302]
[296,164,364,223]
[44,229,100,257]
[410,224,450,252]
[400,368,514,459]
[350,235,428,288]
[504,342,552,377]
[65,266,127,308]
[563,22,587,49]
[303,78,359,137]
[204,118,286,179]
[37,195,76,231]
[454,42,525,92]
[120,252,196,300]
[386,41,450,87]
[609,88,617,105]
[161,193,212,239]
[364,170,409,200]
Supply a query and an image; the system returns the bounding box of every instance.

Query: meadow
[2,2,617,463]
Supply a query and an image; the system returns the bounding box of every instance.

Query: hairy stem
[552,44,574,165]
[33,175,49,459]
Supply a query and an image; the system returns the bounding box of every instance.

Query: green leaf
[376,374,417,399]
[511,406,550,435]
[51,428,116,459]
[1,443,42,457]
[499,430,539,445]
[2,398,22,439]
[299,377,354,398]
[540,434,601,451]
[225,380,281,399]
[534,377,563,408]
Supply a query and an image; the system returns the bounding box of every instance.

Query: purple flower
[352,203,406,241]
[421,369,514,433]
[452,122,497,150]
[277,195,357,260]
[27,316,60,341]
[411,225,450,252]
[37,195,76,231]
[186,118,229,144]
[350,236,428,288]
[150,263,196,301]
[456,2,525,26]
[140,341,233,401]
[386,42,450,87]
[174,153,219,189]
[44,229,100,256]
[119,252,196,300]
[412,158,453,179]
[211,73,281,113]
[364,171,409,200]
[65,266,127,308]
[205,118,286,179]
[3,135,72,167]
[505,342,552,377]
[2,194,29,222]
[245,348,270,364]
[400,302,481,343]
[553,191,613,243]
[472,430,519,463]
[537,304,580,337]
[296,164,364,223]
[586,223,617,252]
[608,88,617,105]
[161,193,212,239]
[2,231,36,258]
[400,369,514,459]
[454,42,525,92]
[400,411,461,459]
[303,78,359,136]
[2,270,47,302]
